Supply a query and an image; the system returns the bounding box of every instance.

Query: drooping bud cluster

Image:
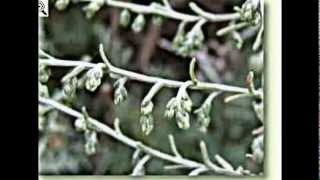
[63,77,77,99]
[85,64,104,92]
[39,64,51,83]
[194,101,212,133]
[113,77,128,105]
[74,108,99,155]
[55,0,70,11]
[84,130,98,155]
[165,86,193,129]
[140,101,154,135]
[171,21,205,57]
[193,92,220,132]
[235,0,261,26]
[82,0,105,19]
[131,14,146,33]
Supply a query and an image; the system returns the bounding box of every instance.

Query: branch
[39,46,249,94]
[99,44,248,94]
[39,97,254,176]
[39,97,203,168]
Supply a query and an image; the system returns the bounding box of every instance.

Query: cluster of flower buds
[250,134,264,164]
[165,87,193,129]
[39,64,51,83]
[85,64,104,92]
[63,77,77,99]
[140,101,154,135]
[74,108,99,155]
[83,0,105,19]
[235,0,261,26]
[113,77,128,105]
[55,0,70,11]
[172,22,204,57]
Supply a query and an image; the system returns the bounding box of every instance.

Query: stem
[189,2,240,22]
[168,134,182,158]
[141,82,164,105]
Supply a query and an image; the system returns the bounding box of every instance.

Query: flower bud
[85,66,103,92]
[39,64,51,83]
[152,15,163,27]
[175,111,190,129]
[63,77,77,98]
[114,85,128,105]
[141,101,154,115]
[120,9,131,28]
[55,0,70,11]
[131,14,145,33]
[74,118,86,131]
[181,93,192,112]
[164,98,177,119]
[239,0,261,25]
[140,114,154,135]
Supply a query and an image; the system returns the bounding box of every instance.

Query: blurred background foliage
[39,0,263,175]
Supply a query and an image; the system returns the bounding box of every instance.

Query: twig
[168,134,182,158]
[113,118,122,134]
[199,141,241,176]
[141,82,164,105]
[214,155,234,171]
[217,22,249,36]
[163,164,190,170]
[188,166,209,176]
[131,155,151,176]
[224,93,251,103]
